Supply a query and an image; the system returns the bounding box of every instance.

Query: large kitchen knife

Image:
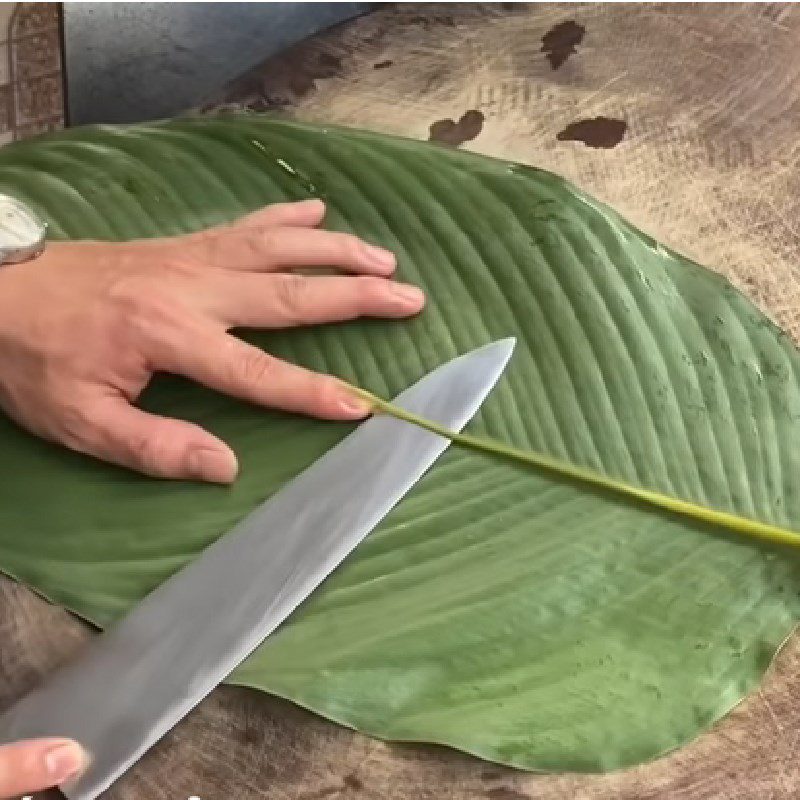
[0,338,515,800]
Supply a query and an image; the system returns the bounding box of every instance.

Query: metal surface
[0,195,47,265]
[0,339,514,800]
[62,3,374,124]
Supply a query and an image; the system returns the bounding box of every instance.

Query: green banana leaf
[1,115,799,773]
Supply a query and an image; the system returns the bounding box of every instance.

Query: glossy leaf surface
[0,117,799,771]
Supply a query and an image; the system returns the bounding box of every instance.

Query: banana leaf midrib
[350,385,800,549]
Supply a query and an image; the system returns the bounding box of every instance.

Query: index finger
[153,326,371,421]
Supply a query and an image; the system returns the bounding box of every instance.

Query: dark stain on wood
[487,788,531,800]
[317,52,343,71]
[541,20,585,69]
[481,768,510,780]
[557,116,627,148]
[343,773,364,791]
[373,59,394,69]
[299,774,363,798]
[206,45,345,111]
[408,14,457,27]
[299,786,341,800]
[237,710,266,748]
[429,109,485,146]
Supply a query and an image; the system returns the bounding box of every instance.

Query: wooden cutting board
[5,4,800,798]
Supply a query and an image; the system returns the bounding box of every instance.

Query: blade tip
[490,336,516,363]
[499,336,516,350]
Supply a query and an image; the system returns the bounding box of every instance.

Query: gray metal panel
[63,3,373,124]
[0,339,514,800]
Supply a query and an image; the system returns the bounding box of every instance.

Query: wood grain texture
[5,3,800,798]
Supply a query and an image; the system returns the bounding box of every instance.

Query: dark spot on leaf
[557,117,627,149]
[429,110,484,146]
[343,773,363,791]
[541,20,585,69]
[487,788,531,800]
[373,59,393,69]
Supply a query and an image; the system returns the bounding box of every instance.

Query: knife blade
[0,338,515,800]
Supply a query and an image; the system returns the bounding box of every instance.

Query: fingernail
[362,243,396,270]
[188,448,238,484]
[338,392,372,417]
[45,742,85,783]
[391,283,425,307]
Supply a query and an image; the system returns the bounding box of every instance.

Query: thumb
[0,738,86,797]
[78,396,238,483]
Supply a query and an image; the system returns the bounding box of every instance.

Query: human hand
[0,199,424,483]
[0,738,85,798]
